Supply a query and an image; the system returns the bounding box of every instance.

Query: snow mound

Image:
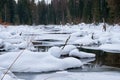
[0,50,82,72]
[61,45,76,55]
[69,49,95,58]
[48,46,61,58]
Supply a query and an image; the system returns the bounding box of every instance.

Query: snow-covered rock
[0,50,82,72]
[61,45,76,55]
[48,46,61,58]
[69,49,95,58]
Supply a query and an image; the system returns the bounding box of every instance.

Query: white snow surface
[48,46,61,58]
[29,71,120,80]
[61,45,76,55]
[0,50,82,72]
[99,43,120,51]
[69,49,95,58]
[0,67,23,80]
[75,35,98,46]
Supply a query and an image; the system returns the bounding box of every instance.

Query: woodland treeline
[0,0,120,25]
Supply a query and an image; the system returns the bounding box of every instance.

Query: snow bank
[69,49,95,58]
[99,44,120,51]
[0,50,82,72]
[48,46,61,58]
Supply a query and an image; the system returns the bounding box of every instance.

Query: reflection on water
[79,47,120,68]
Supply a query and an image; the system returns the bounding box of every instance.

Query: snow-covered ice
[99,43,120,51]
[69,49,95,58]
[16,71,120,80]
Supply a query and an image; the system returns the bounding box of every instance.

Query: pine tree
[92,0,101,23]
[17,0,32,24]
[82,0,92,23]
[37,0,47,24]
[30,0,38,25]
[107,0,120,23]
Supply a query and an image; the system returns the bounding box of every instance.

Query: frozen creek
[0,24,120,80]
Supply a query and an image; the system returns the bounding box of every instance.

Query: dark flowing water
[79,47,120,68]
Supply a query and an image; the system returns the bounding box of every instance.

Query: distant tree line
[0,0,120,25]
